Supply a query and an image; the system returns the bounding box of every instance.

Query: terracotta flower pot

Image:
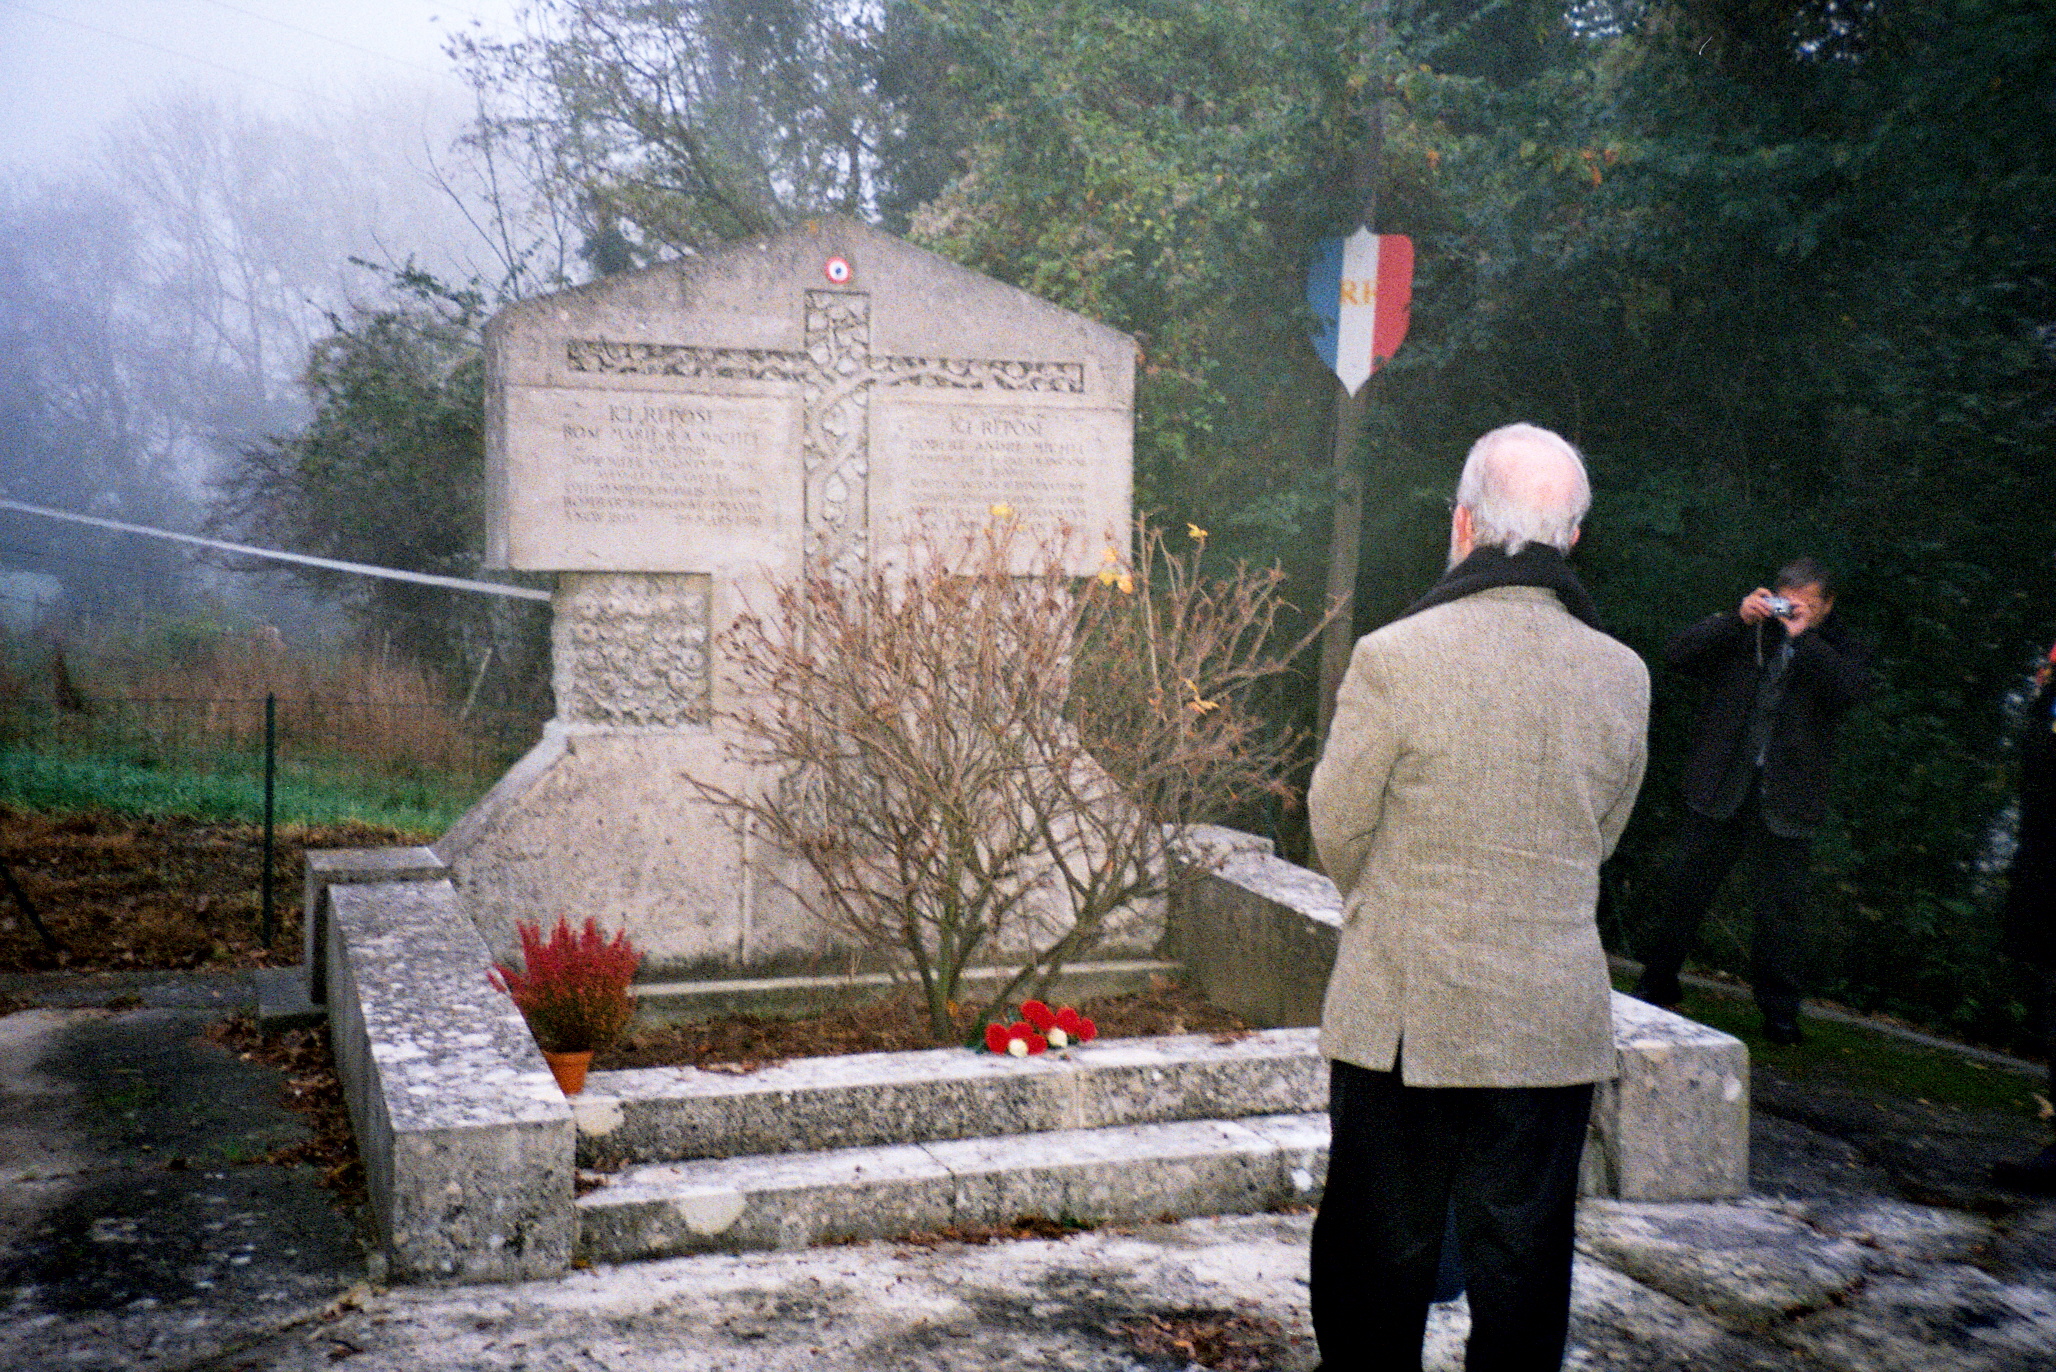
[542,1049,594,1095]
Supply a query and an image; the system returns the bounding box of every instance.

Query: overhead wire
[0,0,340,107]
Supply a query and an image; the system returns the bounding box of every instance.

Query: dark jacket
[1666,609,1875,837]
[2004,678,2056,968]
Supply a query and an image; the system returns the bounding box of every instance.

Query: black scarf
[1398,543,1606,633]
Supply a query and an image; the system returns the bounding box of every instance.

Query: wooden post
[1315,26,1386,747]
[1316,387,1368,743]
[260,692,276,948]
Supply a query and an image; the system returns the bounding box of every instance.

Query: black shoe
[1763,1018,1805,1047]
[1992,1144,2056,1195]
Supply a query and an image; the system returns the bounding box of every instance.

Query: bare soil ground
[1,806,1253,1232]
[597,976,1254,1069]
[0,806,427,973]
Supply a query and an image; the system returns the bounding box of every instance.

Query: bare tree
[451,0,906,260]
[699,518,1330,1042]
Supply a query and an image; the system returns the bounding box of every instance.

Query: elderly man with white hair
[1307,422,1650,1371]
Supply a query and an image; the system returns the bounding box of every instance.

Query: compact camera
[1765,595,1795,618]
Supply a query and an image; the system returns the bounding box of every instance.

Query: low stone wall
[324,879,574,1282]
[1167,827,1749,1202]
[303,847,445,1004]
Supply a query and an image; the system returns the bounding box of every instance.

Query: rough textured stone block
[576,1050,1077,1166]
[578,1113,1323,1260]
[253,964,323,1031]
[326,879,573,1282]
[1241,1111,1330,1203]
[302,848,443,1002]
[1601,995,1749,1201]
[1168,833,1340,1030]
[574,1029,1327,1167]
[932,1118,1285,1227]
[578,1144,958,1260]
[1067,1031,1327,1130]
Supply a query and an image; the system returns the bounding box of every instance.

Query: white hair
[1454,422,1591,555]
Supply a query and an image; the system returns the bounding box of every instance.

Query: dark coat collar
[1399,543,1606,633]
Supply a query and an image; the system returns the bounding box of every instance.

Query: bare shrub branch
[695,518,1331,1043]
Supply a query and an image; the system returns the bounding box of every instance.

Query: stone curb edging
[1170,827,1752,1203]
[577,1112,1329,1261]
[325,879,574,1282]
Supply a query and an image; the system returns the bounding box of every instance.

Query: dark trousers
[1310,1060,1594,1372]
[2037,967,2056,1114]
[1636,796,1812,1022]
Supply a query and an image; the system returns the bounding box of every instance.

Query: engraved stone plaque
[485,219,1134,579]
[499,388,801,570]
[870,401,1131,550]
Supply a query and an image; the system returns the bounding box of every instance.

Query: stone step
[576,1112,1330,1261]
[571,1028,1325,1167]
[630,958,1184,1023]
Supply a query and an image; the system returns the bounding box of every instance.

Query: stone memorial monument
[435,218,1137,975]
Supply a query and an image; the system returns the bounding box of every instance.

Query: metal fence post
[261,692,276,947]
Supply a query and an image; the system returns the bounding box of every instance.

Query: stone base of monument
[313,828,1747,1281]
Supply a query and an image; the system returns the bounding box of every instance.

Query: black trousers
[1310,1060,1594,1372]
[1635,795,1812,1022]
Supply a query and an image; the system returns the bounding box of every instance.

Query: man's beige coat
[1310,585,1650,1087]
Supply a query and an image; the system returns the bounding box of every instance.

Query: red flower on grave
[984,1021,1048,1056]
[1019,1000,1097,1049]
[1053,1005,1098,1047]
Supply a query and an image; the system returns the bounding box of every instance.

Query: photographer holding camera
[1633,557,1875,1044]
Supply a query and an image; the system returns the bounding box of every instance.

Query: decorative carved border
[554,574,713,728]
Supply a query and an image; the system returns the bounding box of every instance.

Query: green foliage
[907,0,1344,546]
[455,0,926,259]
[220,265,551,707]
[0,748,485,832]
[904,0,2055,1046]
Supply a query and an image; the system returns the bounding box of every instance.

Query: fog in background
[0,0,533,639]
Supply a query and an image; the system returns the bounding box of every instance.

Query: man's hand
[1740,584,1831,637]
[1738,588,1779,624]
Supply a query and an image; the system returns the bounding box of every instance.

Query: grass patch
[0,746,481,832]
[1619,973,2047,1122]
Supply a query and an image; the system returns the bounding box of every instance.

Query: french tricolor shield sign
[1307,229,1413,396]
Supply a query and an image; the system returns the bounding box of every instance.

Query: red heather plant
[490,916,642,1054]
